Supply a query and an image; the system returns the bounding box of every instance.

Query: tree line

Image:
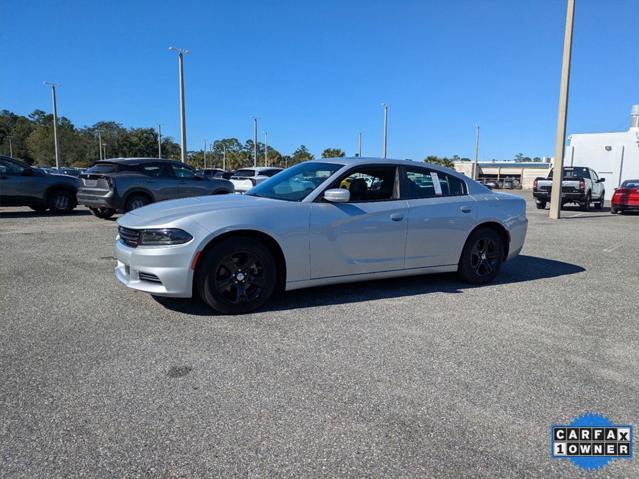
[1,109,476,171]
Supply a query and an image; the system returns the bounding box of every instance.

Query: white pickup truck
[532,166,605,211]
[230,167,283,193]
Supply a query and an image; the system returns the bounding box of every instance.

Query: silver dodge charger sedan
[114,158,527,314]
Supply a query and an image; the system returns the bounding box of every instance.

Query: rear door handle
[460,206,472,213]
[390,213,405,222]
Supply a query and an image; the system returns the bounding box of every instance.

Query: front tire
[125,194,151,212]
[535,200,547,210]
[196,237,277,314]
[90,207,116,219]
[47,189,76,213]
[458,227,504,284]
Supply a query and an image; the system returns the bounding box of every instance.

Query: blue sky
[1,0,638,160]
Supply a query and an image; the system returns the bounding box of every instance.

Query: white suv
[230,167,282,193]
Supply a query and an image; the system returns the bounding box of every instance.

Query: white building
[567,105,639,200]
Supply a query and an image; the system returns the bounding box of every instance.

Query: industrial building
[566,105,639,200]
[454,104,639,198]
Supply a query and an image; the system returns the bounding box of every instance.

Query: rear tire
[196,237,277,315]
[90,207,115,219]
[47,189,76,213]
[610,207,618,214]
[581,193,591,212]
[535,200,547,210]
[125,194,151,212]
[457,227,504,284]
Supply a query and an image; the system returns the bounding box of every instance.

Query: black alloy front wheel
[196,237,277,315]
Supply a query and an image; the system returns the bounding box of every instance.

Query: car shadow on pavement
[153,255,585,316]
[0,210,93,218]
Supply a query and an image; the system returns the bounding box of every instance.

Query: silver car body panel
[115,158,527,298]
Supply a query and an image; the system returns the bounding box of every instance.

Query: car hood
[117,194,280,228]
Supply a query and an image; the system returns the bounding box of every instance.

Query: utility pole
[157,124,162,158]
[103,143,107,159]
[381,103,389,159]
[169,47,190,163]
[7,136,13,157]
[223,144,227,171]
[549,0,575,220]
[252,116,258,167]
[358,131,362,157]
[473,125,480,180]
[44,82,61,168]
[203,139,207,168]
[98,131,103,160]
[264,131,268,167]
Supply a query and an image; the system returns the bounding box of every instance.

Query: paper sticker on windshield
[431,172,443,196]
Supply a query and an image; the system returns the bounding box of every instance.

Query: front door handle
[460,206,472,213]
[390,213,405,222]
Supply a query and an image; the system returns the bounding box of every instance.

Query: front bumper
[114,238,196,297]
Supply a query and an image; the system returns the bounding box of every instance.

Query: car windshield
[621,180,639,188]
[246,162,343,201]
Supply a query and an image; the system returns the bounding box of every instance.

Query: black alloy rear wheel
[458,227,504,284]
[196,237,277,315]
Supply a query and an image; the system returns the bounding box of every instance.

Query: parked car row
[0,156,234,216]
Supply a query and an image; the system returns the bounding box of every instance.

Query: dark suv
[77,158,234,219]
[0,156,80,213]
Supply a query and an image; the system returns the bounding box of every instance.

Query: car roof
[236,166,282,172]
[316,156,454,169]
[94,158,182,166]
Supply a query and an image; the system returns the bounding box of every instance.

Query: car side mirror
[598,178,605,183]
[324,188,350,203]
[0,166,7,176]
[22,168,35,176]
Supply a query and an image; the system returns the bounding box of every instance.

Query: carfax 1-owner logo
[551,413,634,470]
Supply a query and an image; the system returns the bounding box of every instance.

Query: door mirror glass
[22,167,35,176]
[0,165,7,176]
[598,178,605,183]
[324,188,350,203]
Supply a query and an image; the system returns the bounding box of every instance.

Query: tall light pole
[44,82,61,168]
[252,116,258,167]
[103,143,107,159]
[264,131,268,167]
[169,47,190,163]
[98,131,103,160]
[549,0,575,220]
[358,131,362,157]
[473,125,480,180]
[381,103,389,159]
[203,139,207,168]
[7,136,13,157]
[223,144,227,171]
[157,124,162,158]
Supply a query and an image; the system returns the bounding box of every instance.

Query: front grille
[139,272,162,283]
[118,226,141,248]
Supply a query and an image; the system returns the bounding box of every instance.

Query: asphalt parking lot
[1,191,638,478]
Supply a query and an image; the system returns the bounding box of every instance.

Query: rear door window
[402,167,467,199]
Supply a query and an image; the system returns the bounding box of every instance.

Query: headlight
[139,228,193,245]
